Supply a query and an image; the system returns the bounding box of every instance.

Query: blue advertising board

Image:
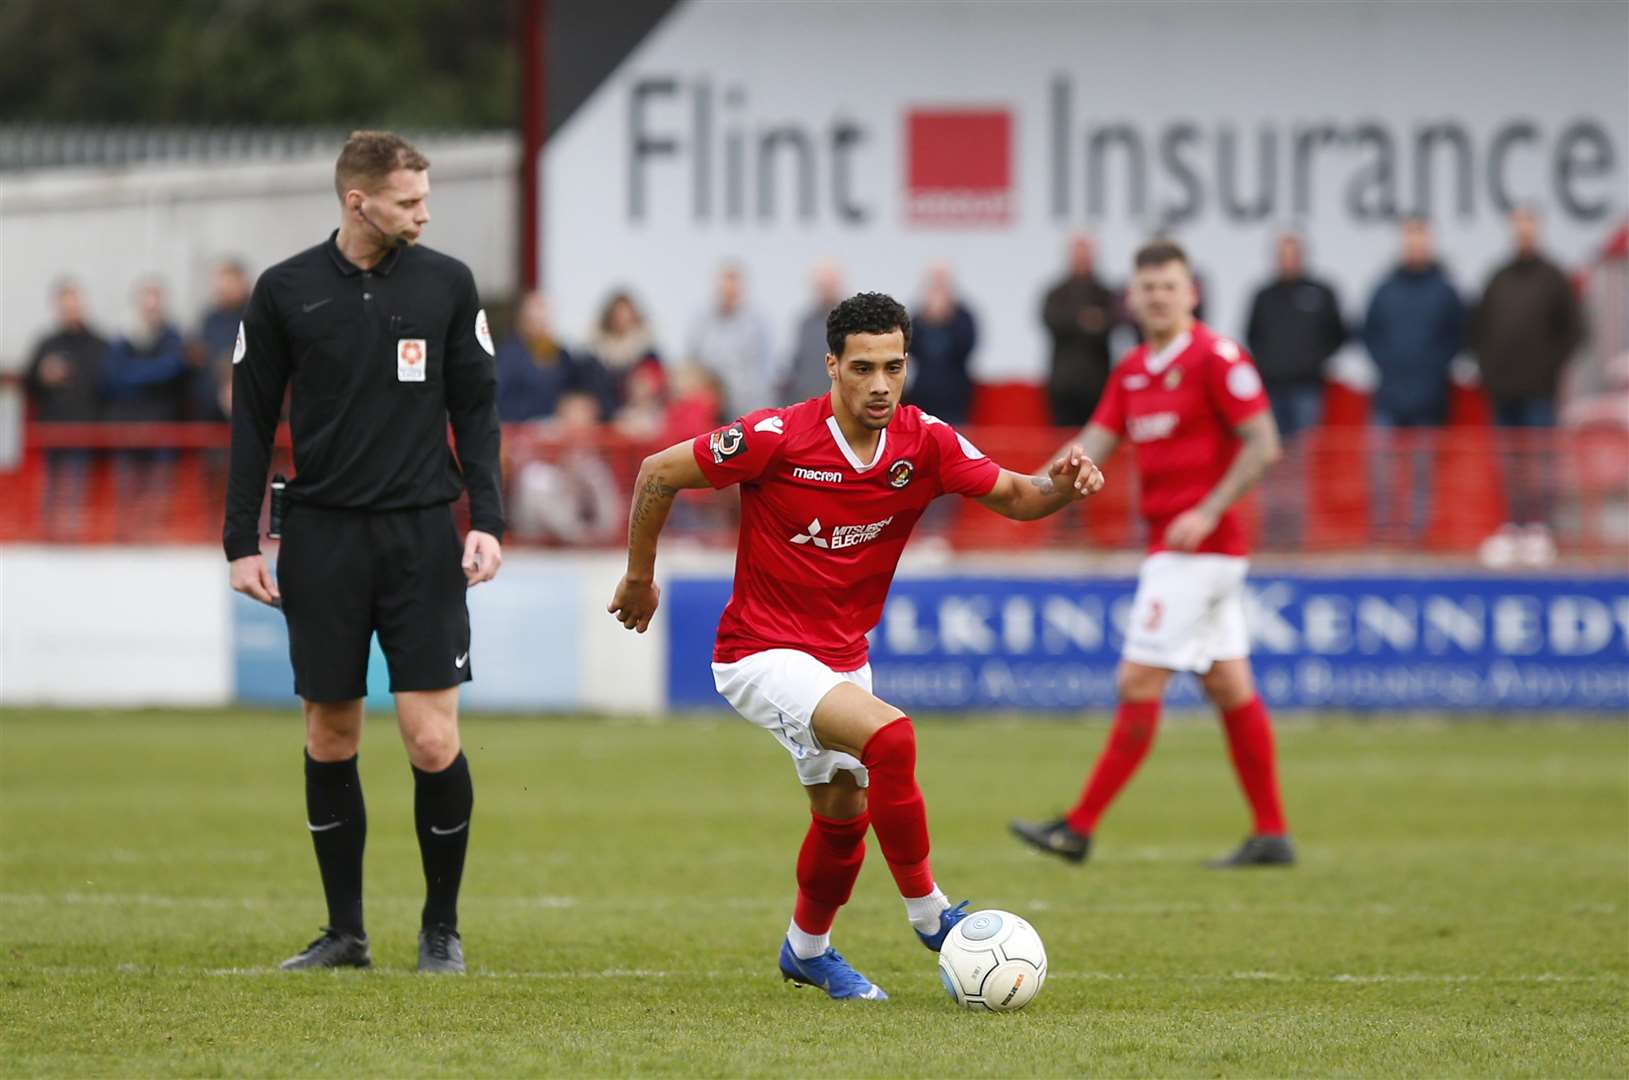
[666,574,1629,712]
[232,560,587,711]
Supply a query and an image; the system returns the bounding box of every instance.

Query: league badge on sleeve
[709,422,746,464]
[232,322,246,365]
[1226,362,1263,400]
[475,309,495,357]
[397,338,428,382]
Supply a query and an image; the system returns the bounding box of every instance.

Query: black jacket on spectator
[1245,277,1346,388]
[1470,254,1584,403]
[102,324,188,423]
[25,326,107,422]
[1042,273,1119,427]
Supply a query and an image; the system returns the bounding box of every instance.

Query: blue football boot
[915,899,971,952]
[777,940,888,1000]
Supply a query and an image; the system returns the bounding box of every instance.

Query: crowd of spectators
[19,209,1618,556]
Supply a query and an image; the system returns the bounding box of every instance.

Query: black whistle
[268,474,289,539]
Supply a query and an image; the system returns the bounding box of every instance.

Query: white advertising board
[544,1,1627,386]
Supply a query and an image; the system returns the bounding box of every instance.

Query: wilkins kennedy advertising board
[666,574,1629,712]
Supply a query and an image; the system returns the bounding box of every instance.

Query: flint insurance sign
[666,575,1629,712]
[544,1,1626,382]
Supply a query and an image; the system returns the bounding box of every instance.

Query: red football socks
[792,811,869,935]
[1065,700,1161,835]
[859,718,936,898]
[1221,695,1288,835]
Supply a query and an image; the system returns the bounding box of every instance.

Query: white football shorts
[712,648,872,787]
[1121,552,1251,673]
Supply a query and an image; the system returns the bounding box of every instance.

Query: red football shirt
[693,396,1001,669]
[1091,321,1269,556]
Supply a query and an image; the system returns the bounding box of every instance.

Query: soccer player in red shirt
[1011,239,1295,869]
[608,292,1105,1000]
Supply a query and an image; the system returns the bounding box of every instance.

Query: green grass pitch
[1,709,1625,1077]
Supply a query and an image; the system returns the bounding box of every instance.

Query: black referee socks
[303,750,367,937]
[412,752,473,931]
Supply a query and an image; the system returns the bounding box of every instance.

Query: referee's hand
[229,554,281,608]
[463,530,503,586]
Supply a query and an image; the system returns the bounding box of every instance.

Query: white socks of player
[787,887,948,956]
[786,919,831,960]
[904,886,950,935]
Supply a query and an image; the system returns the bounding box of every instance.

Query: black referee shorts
[276,503,472,703]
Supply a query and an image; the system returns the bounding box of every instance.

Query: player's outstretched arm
[978,445,1106,522]
[608,439,711,633]
[1165,411,1284,550]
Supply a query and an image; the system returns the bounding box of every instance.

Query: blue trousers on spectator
[1370,406,1441,545]
[1263,384,1324,548]
[1490,398,1557,526]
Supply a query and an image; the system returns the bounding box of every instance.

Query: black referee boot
[280,927,371,970]
[1008,816,1092,864]
[418,924,465,974]
[1206,834,1296,868]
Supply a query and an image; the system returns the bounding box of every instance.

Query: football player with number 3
[608,292,1105,1000]
[1010,240,1296,869]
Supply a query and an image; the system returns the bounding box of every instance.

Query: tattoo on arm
[627,475,679,543]
[1200,422,1278,517]
[1029,474,1055,495]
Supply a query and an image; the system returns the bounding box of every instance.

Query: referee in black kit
[225,131,503,974]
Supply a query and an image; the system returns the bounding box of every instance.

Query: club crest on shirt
[1163,366,1183,391]
[709,422,746,463]
[888,459,915,488]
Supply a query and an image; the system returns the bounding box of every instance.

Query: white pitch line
[5,892,1618,921]
[3,963,1620,986]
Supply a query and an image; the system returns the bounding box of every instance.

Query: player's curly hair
[825,291,912,358]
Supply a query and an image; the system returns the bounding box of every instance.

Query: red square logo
[905,109,1013,227]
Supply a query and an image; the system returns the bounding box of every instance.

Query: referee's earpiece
[356,200,400,249]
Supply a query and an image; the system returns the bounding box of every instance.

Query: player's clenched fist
[607,575,661,633]
[1049,446,1106,498]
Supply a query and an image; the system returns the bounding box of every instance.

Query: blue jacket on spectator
[1362,263,1464,426]
[495,335,616,422]
[102,324,188,422]
[905,303,978,426]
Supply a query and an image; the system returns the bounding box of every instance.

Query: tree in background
[0,0,516,128]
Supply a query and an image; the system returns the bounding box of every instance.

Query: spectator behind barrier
[509,391,621,545]
[1362,218,1465,544]
[189,258,251,422]
[496,292,616,422]
[1363,218,1464,428]
[907,262,978,426]
[24,278,109,536]
[587,289,662,408]
[780,258,845,404]
[26,278,107,424]
[1471,206,1586,566]
[1041,232,1121,427]
[687,261,773,418]
[102,277,187,536]
[103,277,188,423]
[1244,231,1347,441]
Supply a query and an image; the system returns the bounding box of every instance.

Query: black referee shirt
[223,231,504,561]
